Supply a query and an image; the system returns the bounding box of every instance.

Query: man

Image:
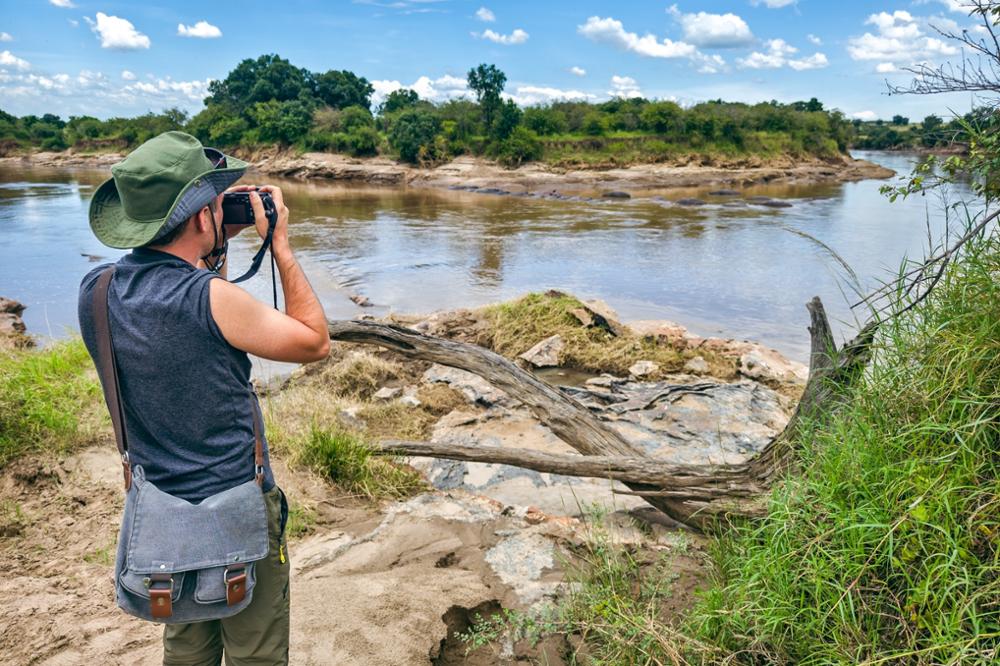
[78,130,329,664]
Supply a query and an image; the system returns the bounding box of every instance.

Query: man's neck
[143,241,201,267]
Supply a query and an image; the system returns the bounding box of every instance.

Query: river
[0,151,974,362]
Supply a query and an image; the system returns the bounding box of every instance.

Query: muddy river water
[0,151,973,362]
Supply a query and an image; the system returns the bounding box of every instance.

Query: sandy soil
[0,149,894,194]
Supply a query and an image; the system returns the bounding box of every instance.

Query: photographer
[77,130,329,665]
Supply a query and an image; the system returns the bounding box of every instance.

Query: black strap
[91,265,266,489]
[227,217,279,309]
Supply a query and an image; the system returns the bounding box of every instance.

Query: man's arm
[209,186,330,364]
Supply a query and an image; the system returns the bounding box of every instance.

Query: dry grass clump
[479,292,735,379]
[305,350,402,400]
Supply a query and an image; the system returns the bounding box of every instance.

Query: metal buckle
[149,573,174,618]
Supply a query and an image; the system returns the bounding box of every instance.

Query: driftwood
[328,297,874,529]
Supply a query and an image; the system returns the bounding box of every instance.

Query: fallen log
[329,296,874,529]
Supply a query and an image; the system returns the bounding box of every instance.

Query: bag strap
[92,265,266,490]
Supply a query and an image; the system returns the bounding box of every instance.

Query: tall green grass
[0,338,105,467]
[688,224,1000,663]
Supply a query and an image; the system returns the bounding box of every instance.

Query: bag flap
[126,478,269,574]
[194,563,257,604]
[119,570,186,602]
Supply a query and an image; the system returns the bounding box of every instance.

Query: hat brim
[89,154,249,250]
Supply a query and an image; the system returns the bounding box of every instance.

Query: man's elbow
[305,335,330,363]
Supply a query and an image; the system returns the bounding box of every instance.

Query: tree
[388,108,442,163]
[891,114,909,125]
[379,88,420,115]
[496,126,542,166]
[206,54,314,114]
[491,99,521,140]
[467,63,507,131]
[248,99,314,144]
[314,70,374,110]
[522,107,567,136]
[582,111,607,136]
[640,101,683,134]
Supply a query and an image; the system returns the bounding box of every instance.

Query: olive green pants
[162,485,290,666]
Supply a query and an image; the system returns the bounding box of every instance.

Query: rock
[675,197,707,206]
[585,374,625,389]
[0,297,25,316]
[400,395,421,407]
[707,189,739,196]
[485,532,558,604]
[627,319,693,348]
[422,364,510,406]
[581,299,626,336]
[518,335,564,368]
[628,360,659,378]
[683,356,710,374]
[757,199,793,208]
[0,313,26,336]
[602,191,631,199]
[569,308,594,327]
[350,294,372,307]
[373,387,401,401]
[738,345,808,385]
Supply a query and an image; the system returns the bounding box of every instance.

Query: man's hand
[209,184,330,364]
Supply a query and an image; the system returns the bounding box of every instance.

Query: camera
[221,188,278,228]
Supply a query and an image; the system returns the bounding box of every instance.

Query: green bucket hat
[88,130,249,249]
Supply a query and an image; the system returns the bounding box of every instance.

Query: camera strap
[202,206,279,309]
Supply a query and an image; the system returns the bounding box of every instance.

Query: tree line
[0,53,959,167]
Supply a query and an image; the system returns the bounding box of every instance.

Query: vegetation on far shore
[0,55,905,169]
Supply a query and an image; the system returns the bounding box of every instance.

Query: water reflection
[0,152,971,360]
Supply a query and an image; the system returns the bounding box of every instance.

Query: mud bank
[1,149,894,194]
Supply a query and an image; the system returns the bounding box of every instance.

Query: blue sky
[0,0,988,121]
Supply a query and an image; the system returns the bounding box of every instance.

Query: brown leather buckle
[149,573,173,619]
[225,565,247,606]
[121,453,132,491]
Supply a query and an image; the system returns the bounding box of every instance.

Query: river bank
[0,148,894,194]
[0,290,805,664]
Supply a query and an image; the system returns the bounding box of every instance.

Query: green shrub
[0,338,105,467]
[496,126,542,166]
[582,111,607,136]
[344,126,379,156]
[388,108,442,164]
[299,427,425,500]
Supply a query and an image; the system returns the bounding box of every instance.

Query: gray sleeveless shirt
[78,247,275,503]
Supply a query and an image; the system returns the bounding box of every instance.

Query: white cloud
[121,70,136,80]
[738,38,828,70]
[847,11,958,63]
[569,66,586,77]
[126,76,213,101]
[85,12,151,50]
[49,0,76,7]
[371,74,470,106]
[475,7,495,22]
[476,28,529,45]
[876,62,897,73]
[750,0,796,7]
[68,19,78,28]
[933,0,973,12]
[693,52,727,74]
[807,34,822,45]
[851,110,878,120]
[788,52,828,70]
[0,50,31,71]
[177,21,222,39]
[609,74,643,98]
[0,33,12,42]
[505,85,596,106]
[668,5,754,48]
[578,16,696,59]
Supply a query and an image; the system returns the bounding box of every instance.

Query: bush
[496,126,542,166]
[249,99,314,144]
[582,111,607,136]
[388,108,442,164]
[344,126,379,156]
[523,107,568,136]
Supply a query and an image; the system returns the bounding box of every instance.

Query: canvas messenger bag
[92,265,271,623]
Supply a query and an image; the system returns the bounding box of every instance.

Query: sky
[0,0,992,122]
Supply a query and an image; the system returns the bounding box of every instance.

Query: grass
[461,505,700,665]
[0,338,106,468]
[285,501,317,539]
[298,427,425,500]
[684,221,1000,663]
[479,292,735,380]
